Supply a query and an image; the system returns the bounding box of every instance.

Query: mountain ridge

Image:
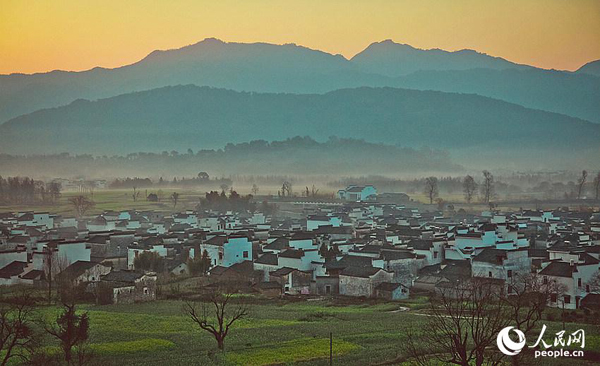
[1,85,598,158]
[1,38,598,125]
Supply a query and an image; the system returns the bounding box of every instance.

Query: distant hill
[576,60,600,77]
[351,40,527,77]
[394,68,600,124]
[1,38,599,124]
[0,136,461,178]
[1,86,598,158]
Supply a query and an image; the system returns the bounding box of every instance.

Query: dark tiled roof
[539,262,575,278]
[270,267,296,276]
[409,239,433,251]
[101,270,143,283]
[473,248,508,265]
[340,266,382,278]
[0,261,27,278]
[205,236,228,246]
[380,250,415,261]
[59,261,105,280]
[375,282,403,291]
[325,255,372,270]
[279,249,304,259]
[20,269,44,280]
[264,237,289,251]
[255,253,278,265]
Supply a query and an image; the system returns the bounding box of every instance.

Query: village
[1,183,599,312]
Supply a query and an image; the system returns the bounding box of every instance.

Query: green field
[0,189,208,216]
[28,297,600,366]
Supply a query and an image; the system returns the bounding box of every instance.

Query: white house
[337,185,377,202]
[200,235,252,268]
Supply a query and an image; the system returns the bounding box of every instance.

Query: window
[578,278,582,287]
[433,252,438,259]
[550,294,557,302]
[507,270,512,278]
[143,287,149,295]
[488,271,493,278]
[564,295,571,304]
[586,285,590,292]
[543,276,548,284]
[325,285,331,295]
[219,252,223,260]
[243,251,249,258]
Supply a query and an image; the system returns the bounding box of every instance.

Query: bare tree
[250,184,259,196]
[170,192,180,208]
[503,273,566,365]
[576,170,588,200]
[481,171,495,204]
[593,171,600,200]
[309,185,319,198]
[183,290,249,351]
[68,196,95,219]
[462,175,477,203]
[0,293,38,366]
[132,186,140,202]
[403,278,509,366]
[43,248,70,305]
[45,301,91,365]
[281,181,292,197]
[423,177,438,204]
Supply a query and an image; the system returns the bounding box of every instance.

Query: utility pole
[329,331,333,366]
[45,245,52,305]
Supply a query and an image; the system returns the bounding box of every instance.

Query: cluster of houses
[1,196,600,309]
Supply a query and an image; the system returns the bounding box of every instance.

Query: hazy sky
[1,0,599,74]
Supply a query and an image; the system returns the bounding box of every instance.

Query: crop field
[29,297,600,366]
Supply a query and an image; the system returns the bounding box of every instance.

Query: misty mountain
[394,68,600,124]
[1,38,598,124]
[351,40,527,77]
[576,60,600,77]
[1,86,598,158]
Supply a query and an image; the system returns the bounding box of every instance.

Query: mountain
[351,40,528,77]
[1,38,599,124]
[576,60,600,77]
[1,86,598,159]
[0,38,385,123]
[394,68,600,124]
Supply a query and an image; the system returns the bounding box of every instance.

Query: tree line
[0,176,61,204]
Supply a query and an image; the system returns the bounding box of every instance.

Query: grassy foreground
[30,297,600,366]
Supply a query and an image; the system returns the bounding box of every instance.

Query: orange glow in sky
[1,0,599,74]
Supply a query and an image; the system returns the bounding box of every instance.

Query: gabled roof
[340,266,383,278]
[473,248,508,265]
[59,261,106,280]
[279,249,304,259]
[325,255,372,270]
[270,267,296,276]
[205,236,228,246]
[380,250,415,261]
[0,261,27,279]
[263,237,289,251]
[539,262,576,278]
[255,253,278,265]
[408,239,434,251]
[375,282,404,291]
[20,269,44,280]
[101,270,144,283]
